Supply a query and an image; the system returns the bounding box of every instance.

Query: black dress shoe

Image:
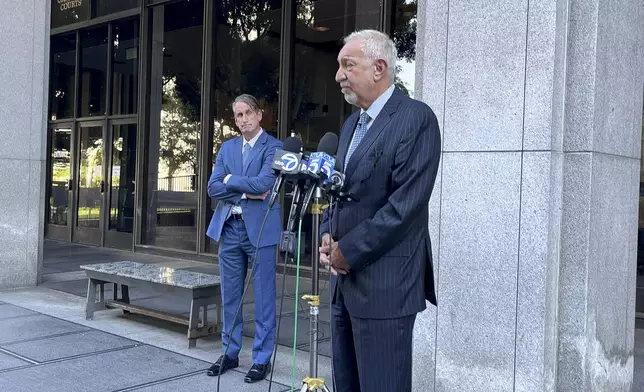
[244,362,271,383]
[206,355,239,377]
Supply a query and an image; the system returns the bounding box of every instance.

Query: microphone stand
[299,184,330,392]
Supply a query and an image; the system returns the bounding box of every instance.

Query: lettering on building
[58,0,83,11]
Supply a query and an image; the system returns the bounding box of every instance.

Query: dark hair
[232,94,261,113]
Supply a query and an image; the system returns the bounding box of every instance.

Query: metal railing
[157,175,196,192]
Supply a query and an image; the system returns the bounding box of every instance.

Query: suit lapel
[345,88,403,178]
[231,137,242,175]
[243,131,267,175]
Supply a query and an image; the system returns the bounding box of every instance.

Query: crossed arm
[207,146,243,204]
[224,147,280,196]
[207,141,282,203]
[224,140,281,195]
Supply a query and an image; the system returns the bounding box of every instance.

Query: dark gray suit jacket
[320,87,441,319]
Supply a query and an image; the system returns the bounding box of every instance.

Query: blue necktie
[345,112,371,171]
[242,143,251,167]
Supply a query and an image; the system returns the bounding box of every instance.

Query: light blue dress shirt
[225,129,264,215]
[359,84,395,131]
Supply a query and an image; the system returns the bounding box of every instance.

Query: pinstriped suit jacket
[320,87,441,319]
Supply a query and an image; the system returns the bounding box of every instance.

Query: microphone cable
[289,218,304,391]
[216,205,272,392]
[267,184,305,392]
[266,240,292,392]
[268,195,337,392]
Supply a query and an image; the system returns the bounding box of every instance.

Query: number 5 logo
[308,160,320,173]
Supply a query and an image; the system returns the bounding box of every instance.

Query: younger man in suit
[205,94,283,383]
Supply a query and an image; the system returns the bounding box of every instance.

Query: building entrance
[46,120,137,249]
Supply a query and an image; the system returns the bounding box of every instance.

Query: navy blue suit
[320,87,441,391]
[207,130,282,365]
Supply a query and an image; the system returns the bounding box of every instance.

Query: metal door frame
[104,118,138,249]
[45,122,75,242]
[72,120,107,246]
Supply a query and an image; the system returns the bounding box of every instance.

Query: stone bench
[80,261,222,348]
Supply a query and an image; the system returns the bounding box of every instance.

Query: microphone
[328,160,345,190]
[268,136,302,208]
[322,159,359,203]
[299,133,339,217]
[306,133,338,181]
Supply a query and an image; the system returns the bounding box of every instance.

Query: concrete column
[414,1,644,391]
[0,0,50,289]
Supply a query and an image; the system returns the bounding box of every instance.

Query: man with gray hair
[206,94,282,383]
[319,29,441,391]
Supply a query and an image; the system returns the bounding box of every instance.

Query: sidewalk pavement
[2,238,644,391]
[3,289,644,392]
[0,286,333,392]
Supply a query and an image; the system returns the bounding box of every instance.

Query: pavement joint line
[218,366,292,389]
[0,345,150,375]
[116,367,292,392]
[0,313,42,322]
[0,329,91,347]
[33,344,143,367]
[0,347,39,365]
[110,369,210,392]
[0,364,33,374]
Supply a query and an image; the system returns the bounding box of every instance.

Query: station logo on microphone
[308,152,334,181]
[273,151,300,173]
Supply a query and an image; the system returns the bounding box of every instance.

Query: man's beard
[342,91,358,105]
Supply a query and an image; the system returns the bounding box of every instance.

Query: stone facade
[413,1,644,391]
[0,0,50,289]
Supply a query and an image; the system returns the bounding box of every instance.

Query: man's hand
[319,234,333,272]
[319,234,349,276]
[247,191,269,200]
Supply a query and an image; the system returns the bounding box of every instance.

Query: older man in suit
[319,30,441,392]
[206,94,282,383]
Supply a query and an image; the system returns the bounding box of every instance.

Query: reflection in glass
[112,19,139,115]
[205,0,283,254]
[77,126,104,229]
[50,34,76,120]
[145,0,203,251]
[287,0,381,265]
[49,128,72,225]
[79,27,108,117]
[110,124,137,232]
[93,0,140,17]
[392,0,417,98]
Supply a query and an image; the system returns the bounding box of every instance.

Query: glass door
[143,0,204,252]
[46,125,74,241]
[104,121,137,249]
[72,122,106,246]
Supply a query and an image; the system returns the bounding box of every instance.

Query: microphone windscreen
[334,159,342,172]
[283,137,302,153]
[317,132,339,155]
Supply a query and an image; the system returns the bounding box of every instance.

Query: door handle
[67,179,73,191]
[100,180,105,193]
